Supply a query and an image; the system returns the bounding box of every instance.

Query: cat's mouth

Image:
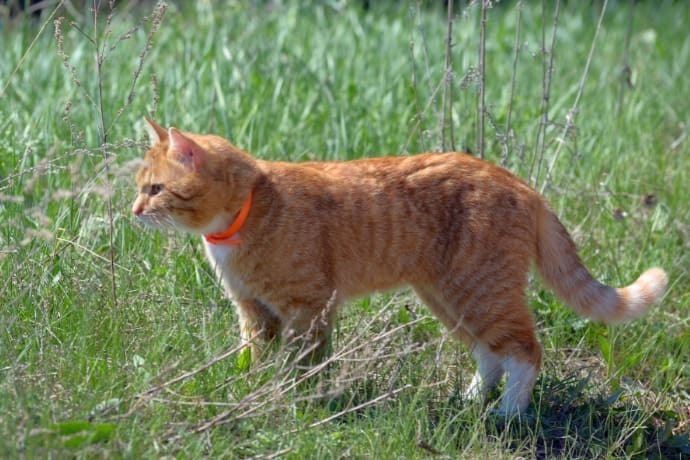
[135,211,175,230]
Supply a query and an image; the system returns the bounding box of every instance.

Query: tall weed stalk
[53,1,167,313]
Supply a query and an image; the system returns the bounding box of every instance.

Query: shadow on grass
[466,375,690,459]
[309,370,690,458]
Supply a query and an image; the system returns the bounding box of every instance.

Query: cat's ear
[144,118,168,146]
[168,128,204,170]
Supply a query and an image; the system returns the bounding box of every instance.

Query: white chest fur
[203,239,250,300]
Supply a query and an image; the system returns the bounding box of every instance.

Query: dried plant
[52,0,167,310]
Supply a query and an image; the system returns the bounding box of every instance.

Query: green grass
[1,1,688,457]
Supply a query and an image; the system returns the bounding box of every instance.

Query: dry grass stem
[0,1,65,99]
[505,1,522,141]
[616,0,635,121]
[540,0,610,194]
[477,0,489,158]
[531,0,560,188]
[440,0,455,152]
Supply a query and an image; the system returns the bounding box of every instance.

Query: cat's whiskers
[136,211,176,230]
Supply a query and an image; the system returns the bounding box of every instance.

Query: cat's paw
[487,404,535,422]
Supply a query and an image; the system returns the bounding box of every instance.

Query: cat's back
[288,152,534,200]
[300,152,478,180]
[257,152,538,217]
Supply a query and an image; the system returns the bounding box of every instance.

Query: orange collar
[204,190,253,246]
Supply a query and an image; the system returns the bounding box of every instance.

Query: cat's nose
[132,200,143,216]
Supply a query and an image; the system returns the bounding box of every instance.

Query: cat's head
[132,119,258,235]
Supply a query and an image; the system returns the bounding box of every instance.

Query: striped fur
[133,120,668,415]
[536,205,668,324]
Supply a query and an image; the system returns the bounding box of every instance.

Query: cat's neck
[204,190,253,245]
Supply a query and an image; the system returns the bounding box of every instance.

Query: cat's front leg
[235,298,282,363]
[278,290,340,366]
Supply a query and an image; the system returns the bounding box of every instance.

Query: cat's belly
[340,276,408,299]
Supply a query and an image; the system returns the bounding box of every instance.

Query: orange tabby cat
[132,119,667,415]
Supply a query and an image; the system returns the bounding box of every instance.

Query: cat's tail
[535,202,668,324]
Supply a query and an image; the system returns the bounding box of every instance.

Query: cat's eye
[149,183,163,196]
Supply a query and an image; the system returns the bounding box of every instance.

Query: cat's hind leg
[414,286,505,401]
[464,342,504,401]
[500,351,540,416]
[476,306,542,416]
[466,325,541,416]
[437,275,542,415]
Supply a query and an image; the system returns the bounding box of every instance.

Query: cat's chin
[196,214,235,236]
